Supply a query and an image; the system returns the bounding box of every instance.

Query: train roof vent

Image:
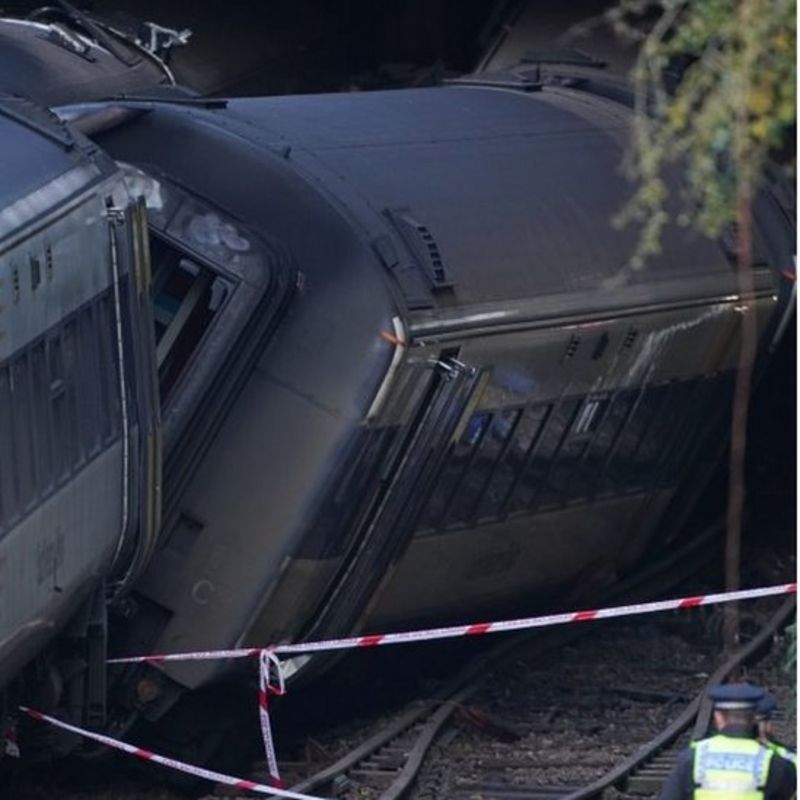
[384,208,455,295]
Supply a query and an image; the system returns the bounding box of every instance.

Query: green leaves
[613,0,795,265]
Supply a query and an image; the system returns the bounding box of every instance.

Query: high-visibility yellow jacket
[692,735,773,800]
[764,742,797,767]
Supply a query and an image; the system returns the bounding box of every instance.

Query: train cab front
[66,97,402,728]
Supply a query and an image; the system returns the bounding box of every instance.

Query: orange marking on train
[380,330,406,347]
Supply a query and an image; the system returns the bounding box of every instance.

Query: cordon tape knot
[259,648,288,788]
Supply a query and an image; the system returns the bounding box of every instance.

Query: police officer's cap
[708,683,765,710]
[755,691,778,720]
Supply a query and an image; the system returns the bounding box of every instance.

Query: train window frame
[149,232,233,404]
[411,371,737,538]
[418,410,492,531]
[0,289,126,535]
[572,394,609,437]
[565,388,634,503]
[510,395,581,513]
[603,384,668,494]
[120,163,289,446]
[448,407,522,526]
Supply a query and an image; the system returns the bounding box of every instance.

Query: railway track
[192,526,790,800]
[273,594,793,800]
[258,535,788,800]
[10,530,792,800]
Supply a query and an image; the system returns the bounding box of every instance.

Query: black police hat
[755,692,778,720]
[708,683,765,710]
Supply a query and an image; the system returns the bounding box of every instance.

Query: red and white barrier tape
[108,582,797,665]
[259,649,286,786]
[23,584,795,793]
[108,582,797,787]
[19,707,326,800]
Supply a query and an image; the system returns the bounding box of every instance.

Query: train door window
[575,390,635,500]
[627,383,678,479]
[417,411,491,531]
[659,376,732,484]
[448,408,520,525]
[12,355,36,510]
[0,365,17,525]
[550,394,611,504]
[573,395,608,437]
[150,235,229,403]
[645,380,700,487]
[483,403,552,520]
[532,399,586,509]
[30,342,53,493]
[509,397,581,512]
[604,386,663,494]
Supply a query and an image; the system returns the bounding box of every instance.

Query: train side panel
[0,101,160,708]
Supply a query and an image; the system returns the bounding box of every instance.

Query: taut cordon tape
[23,583,795,794]
[108,583,797,664]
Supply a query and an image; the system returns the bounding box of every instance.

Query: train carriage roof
[224,84,735,308]
[0,97,110,243]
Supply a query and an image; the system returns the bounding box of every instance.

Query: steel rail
[560,594,796,800]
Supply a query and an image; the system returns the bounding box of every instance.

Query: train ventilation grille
[621,327,638,350]
[563,334,581,361]
[384,207,454,294]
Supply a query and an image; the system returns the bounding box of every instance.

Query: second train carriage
[59,65,794,720]
[0,96,160,722]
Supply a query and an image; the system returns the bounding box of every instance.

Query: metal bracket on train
[429,356,475,379]
[137,22,192,57]
[104,203,126,224]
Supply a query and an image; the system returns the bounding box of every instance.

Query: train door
[301,351,485,641]
[106,194,162,594]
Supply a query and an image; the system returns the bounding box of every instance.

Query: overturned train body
[0,60,794,738]
[83,67,793,718]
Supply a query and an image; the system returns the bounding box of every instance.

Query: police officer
[756,692,797,766]
[658,683,796,800]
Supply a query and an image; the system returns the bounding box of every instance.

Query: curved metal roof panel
[225,85,731,307]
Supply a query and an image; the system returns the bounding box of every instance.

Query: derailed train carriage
[69,63,793,724]
[0,7,181,750]
[0,50,794,746]
[0,97,160,718]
